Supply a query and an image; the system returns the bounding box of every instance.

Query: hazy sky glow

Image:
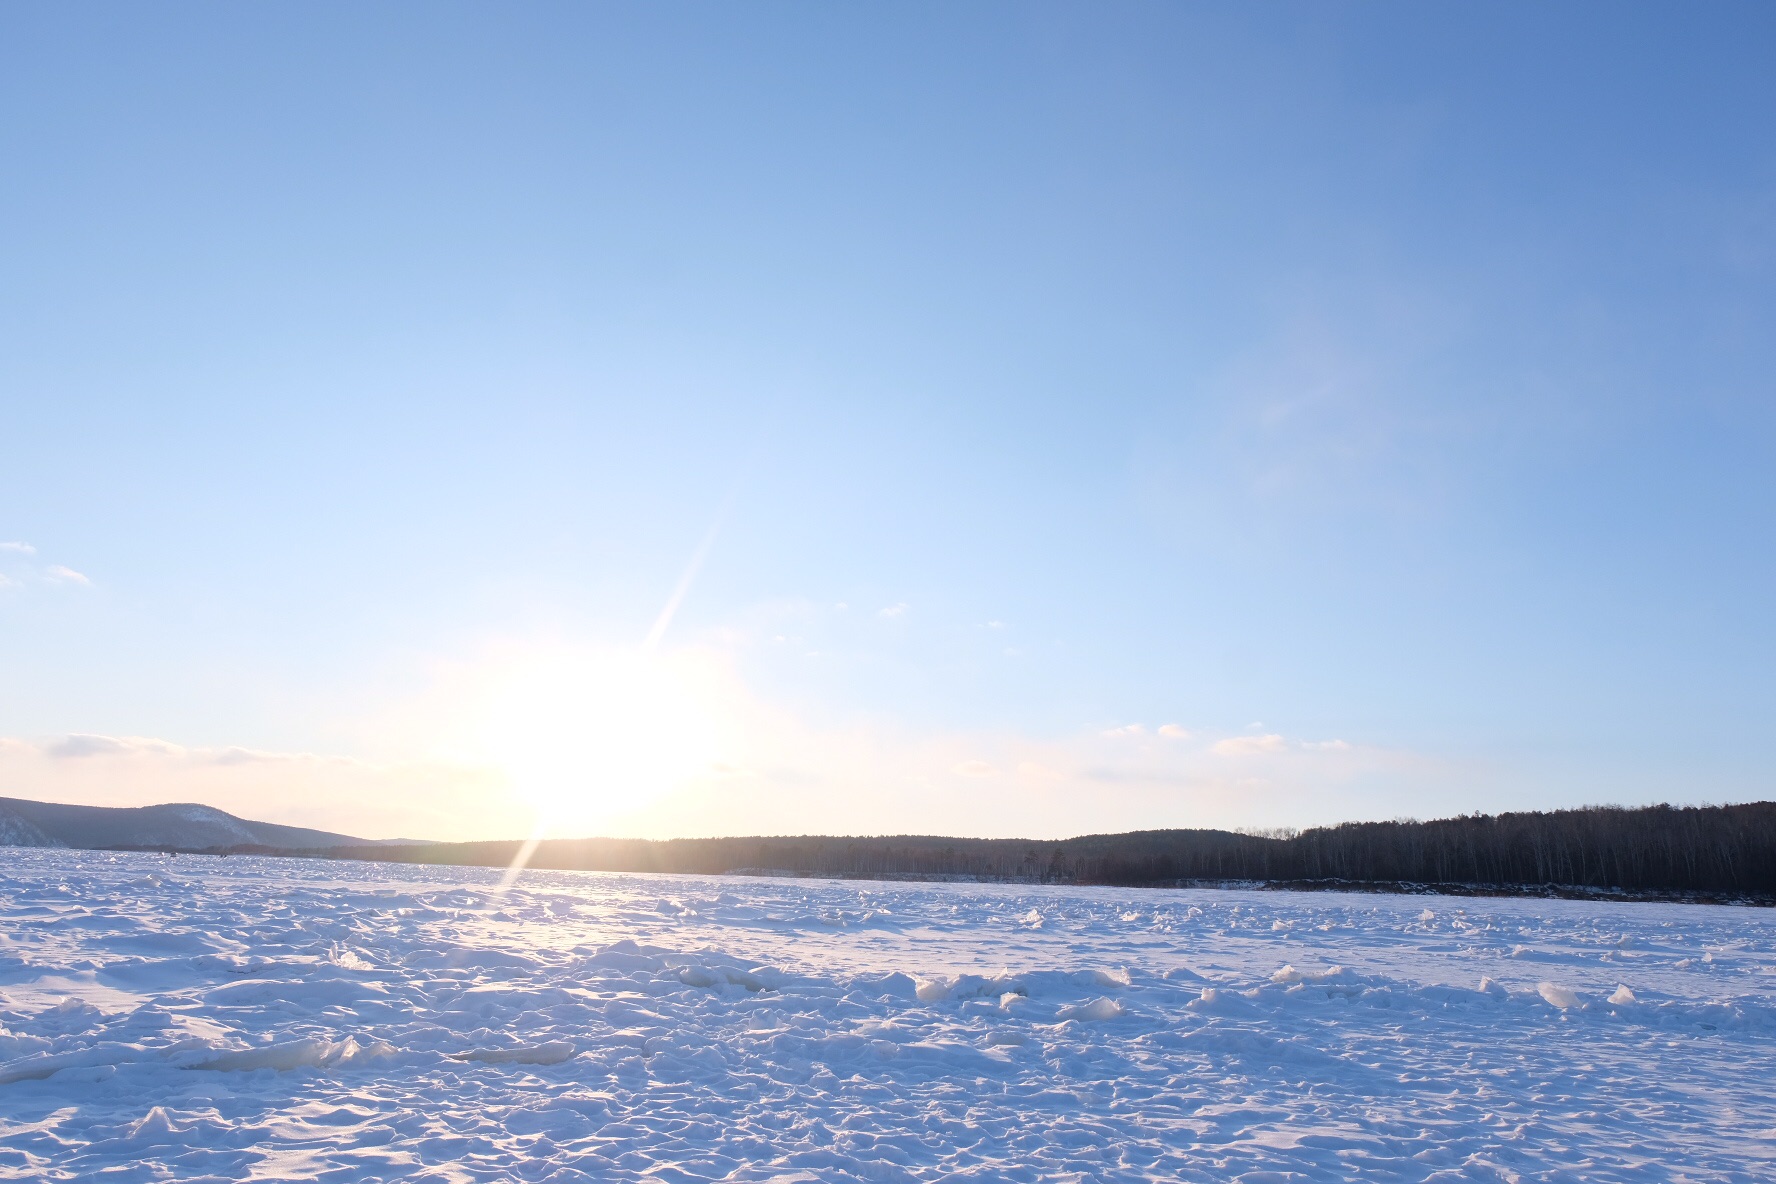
[3,4,1774,840]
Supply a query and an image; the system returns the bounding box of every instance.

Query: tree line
[313,800,1776,898]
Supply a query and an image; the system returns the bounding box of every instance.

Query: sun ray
[491,508,733,893]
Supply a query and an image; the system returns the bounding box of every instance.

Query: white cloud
[1102,724,1146,738]
[44,565,91,586]
[952,759,999,778]
[877,602,909,619]
[1157,724,1191,740]
[1212,733,1288,756]
[0,541,35,555]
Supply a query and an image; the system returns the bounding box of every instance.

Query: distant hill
[0,796,409,853]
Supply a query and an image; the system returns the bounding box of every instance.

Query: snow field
[1,850,1773,1182]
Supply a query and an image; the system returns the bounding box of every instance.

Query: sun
[476,647,721,837]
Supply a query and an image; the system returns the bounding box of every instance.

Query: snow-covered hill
[0,796,398,852]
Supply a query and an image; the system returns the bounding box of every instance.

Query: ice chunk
[125,1107,184,1141]
[1057,997,1125,1022]
[450,1042,575,1066]
[0,1042,152,1084]
[1537,982,1580,1009]
[1272,964,1346,985]
[185,1035,394,1072]
[329,945,375,971]
[187,1037,339,1072]
[1609,984,1637,1005]
[674,963,767,992]
[852,972,919,1001]
[49,1062,116,1083]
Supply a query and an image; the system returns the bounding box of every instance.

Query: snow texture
[1,849,1773,1181]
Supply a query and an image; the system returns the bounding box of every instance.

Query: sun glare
[477,649,721,837]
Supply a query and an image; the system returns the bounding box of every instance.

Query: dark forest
[314,800,1776,900]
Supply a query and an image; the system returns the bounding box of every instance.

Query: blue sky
[3,4,1773,840]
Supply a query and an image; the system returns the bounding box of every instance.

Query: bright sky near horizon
[3,4,1774,843]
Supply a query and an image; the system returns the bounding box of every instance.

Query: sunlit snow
[2,850,1773,1180]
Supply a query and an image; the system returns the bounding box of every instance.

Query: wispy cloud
[1212,733,1288,756]
[0,543,93,591]
[43,733,316,763]
[1210,733,1354,757]
[878,602,909,619]
[47,734,144,758]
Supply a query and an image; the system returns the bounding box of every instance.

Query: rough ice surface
[2,851,1773,1182]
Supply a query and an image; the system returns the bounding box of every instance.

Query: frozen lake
[1,849,1772,1181]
